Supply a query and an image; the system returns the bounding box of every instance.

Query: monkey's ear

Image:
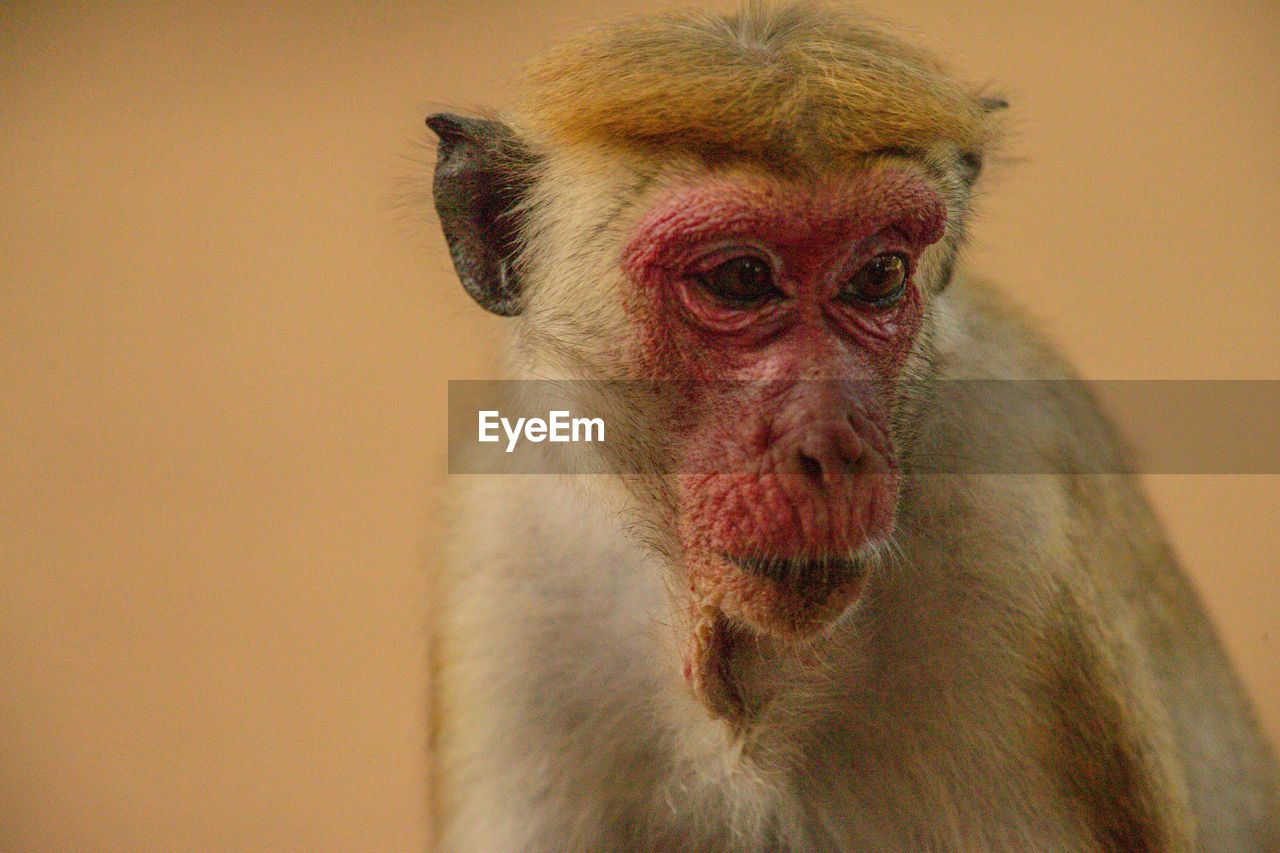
[426,113,531,317]
[958,151,985,186]
[957,96,1008,186]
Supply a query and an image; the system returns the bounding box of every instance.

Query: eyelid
[685,240,780,277]
[833,230,913,280]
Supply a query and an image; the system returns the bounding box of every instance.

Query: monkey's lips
[732,553,864,592]
[676,468,896,641]
[697,550,870,639]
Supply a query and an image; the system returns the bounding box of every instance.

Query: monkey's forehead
[512,3,996,168]
[621,169,947,269]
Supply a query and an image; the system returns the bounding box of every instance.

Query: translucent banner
[447,380,1280,475]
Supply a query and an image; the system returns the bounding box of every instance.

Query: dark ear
[957,150,985,186]
[426,113,533,316]
[957,97,1007,186]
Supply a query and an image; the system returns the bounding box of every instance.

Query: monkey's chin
[682,551,871,724]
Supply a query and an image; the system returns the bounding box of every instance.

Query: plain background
[2,1,1277,848]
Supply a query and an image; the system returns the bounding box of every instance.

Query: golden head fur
[513,1,999,171]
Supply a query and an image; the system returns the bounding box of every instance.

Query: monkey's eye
[839,252,909,307]
[697,256,780,308]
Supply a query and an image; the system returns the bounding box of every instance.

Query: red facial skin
[621,170,946,716]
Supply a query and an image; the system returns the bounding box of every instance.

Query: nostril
[795,422,865,485]
[797,450,825,482]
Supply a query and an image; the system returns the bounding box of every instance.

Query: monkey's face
[620,168,945,647]
[429,112,974,720]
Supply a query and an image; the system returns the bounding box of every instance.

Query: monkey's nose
[794,420,865,487]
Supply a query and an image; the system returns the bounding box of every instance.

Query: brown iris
[698,256,781,307]
[839,252,909,307]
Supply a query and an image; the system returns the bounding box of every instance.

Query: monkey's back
[931,280,1280,848]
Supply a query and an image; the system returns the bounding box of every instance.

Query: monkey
[424,3,1280,849]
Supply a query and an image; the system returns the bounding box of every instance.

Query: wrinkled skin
[619,170,946,716]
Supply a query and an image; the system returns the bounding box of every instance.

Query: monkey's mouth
[708,551,870,638]
[730,553,864,594]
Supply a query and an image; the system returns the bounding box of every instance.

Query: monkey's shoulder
[917,277,1133,480]
[933,277,1077,381]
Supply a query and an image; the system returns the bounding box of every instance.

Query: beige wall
[2,2,1276,848]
